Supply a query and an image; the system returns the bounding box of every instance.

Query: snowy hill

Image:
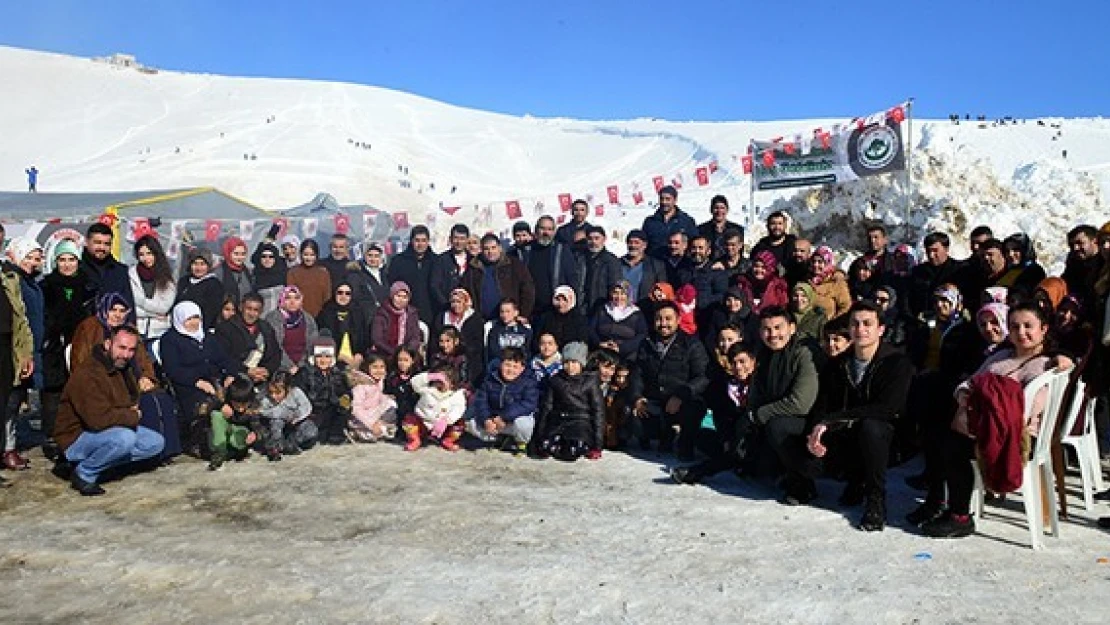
[0,45,1106,267]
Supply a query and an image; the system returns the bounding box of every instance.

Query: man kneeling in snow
[54,325,165,496]
[769,301,914,532]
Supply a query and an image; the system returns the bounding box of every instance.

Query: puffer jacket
[293,363,352,417]
[410,372,468,428]
[471,370,540,426]
[534,370,605,449]
[749,338,819,425]
[634,331,710,403]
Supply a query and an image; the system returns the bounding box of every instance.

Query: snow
[1,46,1107,267]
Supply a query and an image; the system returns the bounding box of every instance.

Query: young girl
[402,365,468,451]
[347,354,398,442]
[533,342,604,462]
[429,326,475,390]
[530,332,563,390]
[260,371,317,455]
[385,347,422,427]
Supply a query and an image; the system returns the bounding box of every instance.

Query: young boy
[209,376,261,471]
[260,371,317,456]
[469,348,540,453]
[293,336,353,446]
[485,297,533,366]
[529,332,563,391]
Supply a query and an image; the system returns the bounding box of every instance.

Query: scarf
[279,285,305,329]
[809,246,836,285]
[445,288,475,328]
[253,242,288,290]
[96,291,131,335]
[383,301,408,348]
[171,301,207,343]
[222,237,247,271]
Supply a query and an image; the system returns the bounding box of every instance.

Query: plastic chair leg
[1041,462,1060,538]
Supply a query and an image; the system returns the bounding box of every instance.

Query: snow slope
[0,46,1106,266]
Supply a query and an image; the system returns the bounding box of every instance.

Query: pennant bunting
[333,213,350,235]
[391,212,410,230]
[695,166,709,186]
[441,205,461,216]
[652,176,665,192]
[239,220,256,241]
[632,191,644,205]
[606,185,619,204]
[558,193,573,212]
[741,155,753,175]
[506,200,522,220]
[302,218,318,239]
[205,219,221,242]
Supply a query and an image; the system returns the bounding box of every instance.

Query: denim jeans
[64,426,165,484]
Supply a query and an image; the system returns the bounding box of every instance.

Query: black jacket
[808,343,915,431]
[589,307,647,360]
[175,275,226,330]
[430,250,472,314]
[534,370,605,450]
[41,269,91,389]
[908,258,966,317]
[293,364,352,416]
[697,220,744,259]
[214,315,282,375]
[634,331,710,403]
[621,255,667,308]
[428,311,486,382]
[536,309,590,350]
[386,247,436,324]
[578,249,623,316]
[345,261,390,322]
[316,300,371,358]
[80,250,134,322]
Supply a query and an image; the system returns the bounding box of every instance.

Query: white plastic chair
[1059,380,1105,511]
[971,369,1068,550]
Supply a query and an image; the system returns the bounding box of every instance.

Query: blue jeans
[65,426,165,484]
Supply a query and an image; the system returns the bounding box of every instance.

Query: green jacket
[750,337,819,425]
[1,267,33,374]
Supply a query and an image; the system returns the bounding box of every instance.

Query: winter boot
[922,512,975,538]
[780,475,817,506]
[858,490,886,532]
[906,499,948,526]
[441,427,462,452]
[838,481,866,507]
[403,423,423,452]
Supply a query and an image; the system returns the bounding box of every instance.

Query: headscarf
[976,303,1010,343]
[651,282,675,302]
[222,236,248,271]
[281,234,301,250]
[1036,277,1068,311]
[749,250,779,290]
[553,285,577,310]
[934,284,962,311]
[279,285,305,329]
[792,282,817,313]
[6,236,42,266]
[187,247,216,284]
[983,286,1008,305]
[809,246,836,285]
[445,287,474,328]
[172,301,207,343]
[605,280,639,322]
[384,281,411,348]
[96,292,131,331]
[252,241,287,290]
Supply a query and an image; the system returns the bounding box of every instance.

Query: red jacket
[967,372,1025,492]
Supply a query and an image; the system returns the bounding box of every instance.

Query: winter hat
[658,185,678,199]
[1036,277,1068,311]
[976,303,1010,341]
[626,229,648,243]
[6,236,42,264]
[983,286,1008,305]
[52,238,80,264]
[934,284,962,310]
[553,285,577,309]
[390,281,411,297]
[561,341,588,364]
[676,283,697,305]
[312,334,337,357]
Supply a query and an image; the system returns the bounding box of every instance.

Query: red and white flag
[652,176,665,192]
[606,185,619,204]
[558,193,573,213]
[632,191,644,205]
[762,150,775,168]
[127,218,155,243]
[556,214,567,224]
[362,212,377,235]
[672,173,684,190]
[695,167,709,186]
[741,155,753,174]
[595,204,605,217]
[301,218,318,239]
[205,220,221,242]
[708,161,719,173]
[391,212,410,230]
[273,218,289,239]
[239,220,256,241]
[333,213,350,235]
[441,205,461,216]
[889,104,906,124]
[506,200,522,220]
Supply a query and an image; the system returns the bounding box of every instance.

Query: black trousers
[766,415,895,493]
[0,335,12,453]
[910,372,959,502]
[940,431,976,515]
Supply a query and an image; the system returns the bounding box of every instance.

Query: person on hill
[316,281,370,371]
[469,347,540,453]
[175,247,225,330]
[527,216,578,320]
[286,240,332,318]
[532,342,605,461]
[264,285,320,374]
[749,211,797,271]
[737,250,790,314]
[216,236,253,308]
[621,229,667,310]
[215,292,281,387]
[25,166,38,193]
[589,280,647,360]
[129,235,176,340]
[807,246,852,320]
[2,238,44,470]
[345,242,390,323]
[430,224,472,316]
[642,185,698,260]
[80,222,133,322]
[697,195,744,260]
[250,239,287,315]
[461,233,535,323]
[579,226,623,316]
[321,233,353,288]
[39,239,89,461]
[555,200,593,249]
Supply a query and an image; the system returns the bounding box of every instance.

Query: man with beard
[579,226,623,317]
[508,221,533,263]
[526,216,578,319]
[80,222,133,321]
[749,211,797,271]
[786,238,813,287]
[1062,224,1104,319]
[681,235,728,339]
[461,234,536,323]
[321,233,353,288]
[431,224,472,316]
[697,195,744,260]
[622,230,667,310]
[387,226,437,324]
[663,232,693,287]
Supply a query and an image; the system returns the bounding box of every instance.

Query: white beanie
[6,236,43,264]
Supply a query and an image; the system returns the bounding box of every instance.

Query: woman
[703,287,757,353]
[975,302,1010,360]
[539,285,589,350]
[129,235,176,339]
[264,285,320,373]
[347,243,390,322]
[251,240,287,315]
[175,247,225,330]
[848,256,880,302]
[217,236,254,307]
[316,281,370,370]
[429,287,484,372]
[736,250,789,314]
[808,246,852,320]
[2,238,44,471]
[371,281,423,358]
[39,239,88,460]
[286,239,331,317]
[159,301,243,455]
[1003,233,1047,291]
[589,280,646,360]
[790,282,826,345]
[922,303,1068,538]
[0,251,33,477]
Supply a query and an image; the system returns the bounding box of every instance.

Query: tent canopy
[0,187,269,221]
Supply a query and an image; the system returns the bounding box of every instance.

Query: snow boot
[858,490,886,532]
[906,499,948,526]
[922,512,975,538]
[403,423,423,452]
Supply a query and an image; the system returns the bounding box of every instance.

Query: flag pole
[747,142,756,237]
[904,98,915,231]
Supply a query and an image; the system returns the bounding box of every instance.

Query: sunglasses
[336,290,352,295]
[875,297,890,304]
[260,253,275,259]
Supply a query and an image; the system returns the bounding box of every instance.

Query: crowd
[2,184,1109,537]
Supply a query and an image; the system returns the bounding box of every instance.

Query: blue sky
[3,0,1107,121]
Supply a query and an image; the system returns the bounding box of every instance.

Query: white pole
[904,98,915,232]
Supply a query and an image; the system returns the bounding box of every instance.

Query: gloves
[586,449,602,461]
[430,417,448,439]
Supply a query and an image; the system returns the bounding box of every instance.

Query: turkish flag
[556,214,567,224]
[652,176,665,192]
[784,143,796,155]
[762,150,775,168]
[889,105,906,124]
[606,185,619,204]
[506,200,522,220]
[818,131,832,149]
[632,191,644,205]
[392,212,410,229]
[708,161,719,173]
[274,218,289,239]
[671,174,683,190]
[128,218,155,242]
[695,167,709,186]
[334,213,350,235]
[97,212,118,228]
[441,205,461,216]
[595,204,605,217]
[205,220,221,242]
[558,193,573,213]
[741,155,753,174]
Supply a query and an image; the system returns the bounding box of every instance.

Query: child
[429,326,475,391]
[485,297,533,366]
[402,365,468,451]
[675,284,697,335]
[209,376,261,470]
[533,342,605,462]
[259,371,317,456]
[469,348,540,453]
[293,336,353,446]
[385,347,422,428]
[530,332,563,390]
[589,349,629,450]
[348,354,398,442]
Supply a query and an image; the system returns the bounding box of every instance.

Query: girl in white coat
[401,365,467,451]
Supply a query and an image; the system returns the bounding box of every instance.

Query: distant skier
[25,166,38,192]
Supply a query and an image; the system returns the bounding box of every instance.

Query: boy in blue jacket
[468,347,539,453]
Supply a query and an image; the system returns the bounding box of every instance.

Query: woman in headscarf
[251,239,287,315]
[736,250,789,314]
[39,239,89,460]
[1033,276,1068,317]
[0,241,34,476]
[848,255,880,302]
[1003,233,1047,291]
[538,285,589,350]
[975,302,1010,360]
[429,287,484,370]
[217,236,253,307]
[880,243,917,314]
[346,242,390,322]
[70,292,157,382]
[807,246,852,320]
[316,280,370,370]
[789,282,826,346]
[2,238,44,470]
[371,281,423,358]
[175,247,225,330]
[286,239,332,317]
[160,301,243,455]
[264,285,320,374]
[589,280,646,360]
[129,235,176,339]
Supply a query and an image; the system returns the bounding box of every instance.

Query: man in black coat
[663,232,693,287]
[749,211,797,272]
[681,235,729,338]
[909,232,967,317]
[80,222,134,322]
[1062,224,1104,320]
[697,194,744,260]
[772,301,914,532]
[386,225,436,324]
[632,302,710,460]
[320,233,353,288]
[555,199,592,249]
[621,230,666,310]
[527,216,578,319]
[430,224,472,316]
[579,226,623,316]
[214,293,282,385]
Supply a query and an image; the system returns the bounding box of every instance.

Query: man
[430,224,472,316]
[909,232,966,317]
[663,232,693,286]
[321,233,353,287]
[555,199,593,247]
[215,293,282,385]
[26,166,38,193]
[697,195,743,260]
[387,225,437,324]
[461,233,536,322]
[579,226,623,316]
[749,211,797,270]
[862,223,895,276]
[80,222,134,321]
[508,221,533,263]
[683,235,728,337]
[345,242,390,321]
[642,185,698,259]
[977,238,1022,307]
[786,238,813,287]
[771,302,914,531]
[1062,224,1104,319]
[711,229,748,281]
[968,225,993,258]
[53,326,165,495]
[633,302,709,460]
[621,229,667,309]
[526,216,578,319]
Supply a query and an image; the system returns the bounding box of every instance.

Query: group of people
[2,184,1109,537]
